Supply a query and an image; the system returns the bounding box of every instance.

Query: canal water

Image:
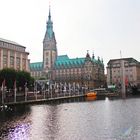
[0,97,140,140]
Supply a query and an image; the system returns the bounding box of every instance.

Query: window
[10,56,14,67]
[0,41,4,46]
[46,58,48,65]
[16,52,20,57]
[46,52,49,56]
[125,69,128,72]
[117,63,120,67]
[16,57,20,69]
[22,59,26,70]
[10,50,14,56]
[3,49,8,55]
[3,55,7,67]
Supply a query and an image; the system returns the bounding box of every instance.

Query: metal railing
[0,86,88,106]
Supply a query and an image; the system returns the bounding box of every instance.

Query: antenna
[120,50,122,58]
[49,1,51,10]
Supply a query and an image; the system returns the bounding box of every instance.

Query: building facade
[30,8,105,88]
[0,38,30,71]
[106,58,140,87]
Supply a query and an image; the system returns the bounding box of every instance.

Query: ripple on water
[1,98,140,140]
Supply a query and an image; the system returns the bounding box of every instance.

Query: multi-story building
[0,38,30,71]
[107,58,140,87]
[30,8,105,88]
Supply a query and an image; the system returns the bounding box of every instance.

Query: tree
[17,70,31,90]
[0,68,16,89]
[0,68,34,91]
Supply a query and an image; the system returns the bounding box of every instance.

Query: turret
[85,50,91,61]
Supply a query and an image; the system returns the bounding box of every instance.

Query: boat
[86,91,97,97]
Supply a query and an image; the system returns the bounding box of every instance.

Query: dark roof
[107,58,140,65]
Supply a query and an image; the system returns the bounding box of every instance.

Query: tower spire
[92,51,95,59]
[44,4,54,39]
[49,2,51,20]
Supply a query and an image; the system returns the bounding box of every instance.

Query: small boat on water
[86,91,97,97]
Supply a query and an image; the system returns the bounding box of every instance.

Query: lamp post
[14,80,17,103]
[1,86,4,105]
[14,87,17,103]
[25,82,27,101]
[110,64,112,85]
[87,75,89,90]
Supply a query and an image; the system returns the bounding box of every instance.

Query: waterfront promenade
[0,87,121,107]
[0,87,88,107]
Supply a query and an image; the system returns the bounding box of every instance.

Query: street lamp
[109,64,112,85]
[87,74,90,90]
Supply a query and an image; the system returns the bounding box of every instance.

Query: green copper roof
[30,62,43,71]
[55,55,104,69]
[46,8,53,39]
[55,55,85,69]
[30,55,104,71]
[56,55,69,61]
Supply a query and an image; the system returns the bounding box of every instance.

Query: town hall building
[30,8,105,88]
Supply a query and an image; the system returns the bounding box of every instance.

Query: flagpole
[120,51,126,99]
[14,88,16,103]
[25,82,27,101]
[14,80,16,103]
[1,79,5,106]
[34,81,37,100]
[1,83,4,105]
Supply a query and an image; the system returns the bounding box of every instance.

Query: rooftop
[30,54,104,71]
[30,62,43,71]
[0,37,24,47]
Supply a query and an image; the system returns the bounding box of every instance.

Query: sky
[0,0,140,70]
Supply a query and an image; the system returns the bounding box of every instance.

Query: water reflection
[47,97,86,105]
[29,105,60,140]
[0,105,31,140]
[8,123,30,140]
[86,96,97,101]
[1,97,140,139]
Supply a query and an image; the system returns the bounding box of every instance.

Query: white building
[107,58,140,87]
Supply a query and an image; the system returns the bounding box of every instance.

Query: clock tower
[43,7,57,79]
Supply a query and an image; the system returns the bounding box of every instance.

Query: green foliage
[17,71,30,87]
[0,68,34,90]
[39,77,46,80]
[0,68,16,89]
